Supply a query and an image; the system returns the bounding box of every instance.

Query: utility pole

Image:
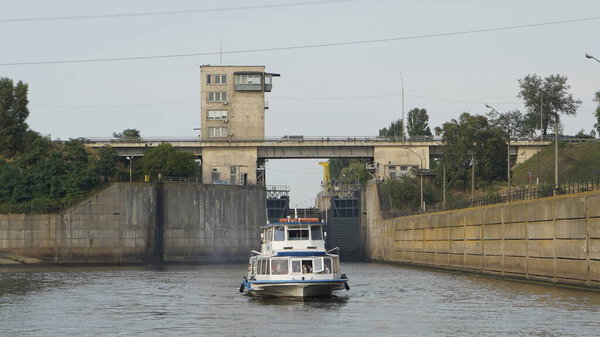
[442,162,446,205]
[401,73,405,143]
[486,104,510,194]
[471,151,475,202]
[555,112,559,187]
[536,91,543,185]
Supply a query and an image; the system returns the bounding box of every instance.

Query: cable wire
[0,0,354,23]
[1,15,599,66]
[31,99,197,109]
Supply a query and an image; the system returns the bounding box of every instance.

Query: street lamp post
[431,140,447,205]
[402,147,424,212]
[471,151,475,201]
[486,104,511,195]
[126,156,133,182]
[585,53,600,63]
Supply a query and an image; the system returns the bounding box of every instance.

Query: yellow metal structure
[318,161,330,192]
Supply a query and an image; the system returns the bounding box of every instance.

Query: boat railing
[326,247,340,254]
[251,250,261,256]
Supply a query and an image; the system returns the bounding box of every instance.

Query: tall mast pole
[401,73,405,143]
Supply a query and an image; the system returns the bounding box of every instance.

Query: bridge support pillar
[201,147,259,185]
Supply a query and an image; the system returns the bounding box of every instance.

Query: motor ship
[240,217,349,298]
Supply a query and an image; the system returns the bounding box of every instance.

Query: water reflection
[0,263,598,337]
[247,294,349,311]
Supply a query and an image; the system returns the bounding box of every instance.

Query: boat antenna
[294,207,298,219]
[265,208,270,224]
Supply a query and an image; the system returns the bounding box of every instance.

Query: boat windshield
[288,228,309,240]
[274,226,285,241]
[310,226,323,240]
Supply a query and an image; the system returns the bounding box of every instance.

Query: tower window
[235,74,261,85]
[207,74,226,84]
[208,92,228,102]
[208,127,228,137]
[207,110,228,120]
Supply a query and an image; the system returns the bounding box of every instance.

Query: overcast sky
[2,0,599,207]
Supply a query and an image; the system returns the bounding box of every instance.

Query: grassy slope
[511,142,600,186]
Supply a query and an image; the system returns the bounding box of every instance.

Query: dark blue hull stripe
[249,279,347,284]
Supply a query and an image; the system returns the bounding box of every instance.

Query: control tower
[200,65,279,141]
[199,65,279,185]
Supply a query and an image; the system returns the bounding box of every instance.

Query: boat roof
[262,218,325,229]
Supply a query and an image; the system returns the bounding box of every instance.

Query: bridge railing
[79,136,447,144]
[381,176,600,218]
[79,135,600,145]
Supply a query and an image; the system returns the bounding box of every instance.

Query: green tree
[593,91,600,137]
[575,129,595,139]
[380,175,435,211]
[517,74,581,135]
[93,146,118,180]
[113,128,141,140]
[486,108,529,138]
[436,113,506,189]
[406,108,432,137]
[378,119,404,139]
[0,78,30,157]
[339,161,369,185]
[141,143,196,177]
[328,158,351,181]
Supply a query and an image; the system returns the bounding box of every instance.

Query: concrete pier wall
[161,184,263,263]
[0,183,264,264]
[365,182,600,289]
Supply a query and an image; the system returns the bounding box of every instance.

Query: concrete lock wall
[0,184,158,264]
[364,182,600,289]
[0,183,265,264]
[161,183,263,263]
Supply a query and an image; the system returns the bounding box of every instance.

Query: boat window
[324,258,332,273]
[314,258,332,274]
[251,261,256,275]
[313,257,324,273]
[301,260,313,273]
[291,260,301,273]
[288,229,309,240]
[274,226,285,241]
[271,259,289,275]
[257,260,262,275]
[310,226,323,240]
[265,259,270,275]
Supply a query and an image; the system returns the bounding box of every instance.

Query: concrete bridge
[84,136,551,185]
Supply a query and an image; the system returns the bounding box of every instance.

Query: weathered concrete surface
[161,183,263,263]
[0,182,265,264]
[365,182,600,289]
[0,184,157,264]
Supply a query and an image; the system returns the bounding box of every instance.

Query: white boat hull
[244,279,347,298]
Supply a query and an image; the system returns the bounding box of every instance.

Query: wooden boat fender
[344,282,350,291]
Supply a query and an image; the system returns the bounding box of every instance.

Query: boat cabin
[260,218,326,255]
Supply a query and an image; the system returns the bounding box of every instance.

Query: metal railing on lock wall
[113,174,260,185]
[380,176,600,218]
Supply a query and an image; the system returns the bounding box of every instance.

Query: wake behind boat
[240,217,349,298]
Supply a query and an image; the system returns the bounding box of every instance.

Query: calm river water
[1,262,599,337]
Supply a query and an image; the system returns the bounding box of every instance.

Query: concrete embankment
[364,182,600,289]
[0,183,264,264]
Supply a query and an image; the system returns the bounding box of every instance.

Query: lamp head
[586,53,593,59]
